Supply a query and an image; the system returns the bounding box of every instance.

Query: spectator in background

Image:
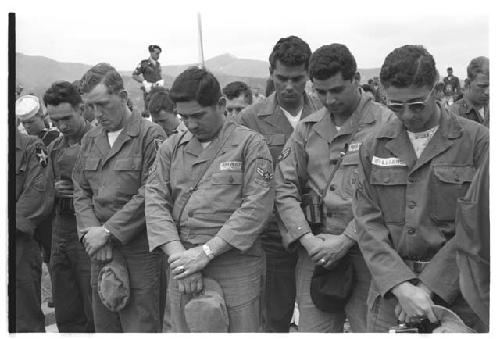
[443,66,461,101]
[354,71,361,86]
[222,81,253,120]
[448,57,489,128]
[133,45,164,114]
[148,87,186,137]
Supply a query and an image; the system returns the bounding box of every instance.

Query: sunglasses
[387,91,433,114]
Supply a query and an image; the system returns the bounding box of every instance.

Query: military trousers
[262,241,297,332]
[16,234,45,332]
[170,248,264,332]
[295,245,370,332]
[90,241,163,332]
[50,212,94,332]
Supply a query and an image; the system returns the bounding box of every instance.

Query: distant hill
[16,52,381,111]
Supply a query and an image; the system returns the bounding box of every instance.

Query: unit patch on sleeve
[278,147,291,162]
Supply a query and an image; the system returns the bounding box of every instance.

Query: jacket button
[407,227,416,235]
[408,177,415,184]
[454,175,460,182]
[383,177,390,183]
[330,184,335,191]
[408,201,416,209]
[188,211,193,217]
[228,176,234,183]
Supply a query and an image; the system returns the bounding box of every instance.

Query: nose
[401,104,414,120]
[186,118,198,130]
[326,92,336,106]
[93,106,102,119]
[285,79,294,91]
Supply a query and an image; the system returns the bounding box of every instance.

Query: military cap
[16,95,40,121]
[184,277,229,332]
[148,45,162,52]
[432,305,475,333]
[97,249,130,312]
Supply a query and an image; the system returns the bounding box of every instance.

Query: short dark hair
[467,56,489,81]
[222,81,252,105]
[43,81,83,108]
[80,63,124,95]
[380,45,438,89]
[149,45,162,53]
[148,88,175,114]
[309,43,357,81]
[169,67,221,106]
[269,36,311,71]
[447,67,453,71]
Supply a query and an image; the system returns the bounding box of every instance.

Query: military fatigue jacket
[145,120,274,254]
[275,92,393,249]
[16,131,53,236]
[354,107,488,304]
[237,92,321,249]
[133,58,162,83]
[72,113,166,246]
[448,97,489,128]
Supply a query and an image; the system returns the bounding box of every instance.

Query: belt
[403,259,430,274]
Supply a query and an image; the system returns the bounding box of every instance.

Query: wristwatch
[202,244,215,260]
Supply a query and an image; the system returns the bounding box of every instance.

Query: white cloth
[407,125,439,159]
[281,107,303,129]
[107,129,123,147]
[200,141,212,149]
[478,107,485,119]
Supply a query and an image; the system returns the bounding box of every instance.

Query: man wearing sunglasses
[354,45,489,332]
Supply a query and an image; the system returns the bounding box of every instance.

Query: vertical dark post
[8,12,16,333]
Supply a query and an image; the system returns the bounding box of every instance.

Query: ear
[216,97,226,114]
[77,103,85,116]
[119,90,128,100]
[269,66,274,77]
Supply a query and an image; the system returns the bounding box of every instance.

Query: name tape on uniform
[220,161,242,171]
[348,142,361,153]
[372,156,407,167]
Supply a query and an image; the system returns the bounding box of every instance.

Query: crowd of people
[14,36,489,333]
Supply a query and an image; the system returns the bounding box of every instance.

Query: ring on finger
[319,258,326,265]
[177,265,185,272]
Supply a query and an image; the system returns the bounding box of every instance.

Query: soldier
[448,57,489,127]
[354,45,488,332]
[132,45,164,113]
[15,126,53,332]
[148,88,186,137]
[274,43,393,332]
[72,63,166,332]
[16,95,61,146]
[43,81,94,332]
[443,66,461,101]
[145,67,274,332]
[222,81,253,120]
[236,35,320,332]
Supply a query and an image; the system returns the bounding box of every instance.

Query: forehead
[84,83,111,103]
[273,61,307,77]
[47,102,78,118]
[313,73,350,90]
[385,86,430,101]
[226,94,248,108]
[471,73,489,84]
[176,100,212,116]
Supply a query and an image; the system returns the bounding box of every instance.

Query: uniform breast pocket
[211,172,243,185]
[336,152,359,199]
[370,166,408,224]
[83,158,101,190]
[114,157,142,195]
[430,164,474,222]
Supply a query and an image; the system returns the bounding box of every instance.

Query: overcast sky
[9,0,492,79]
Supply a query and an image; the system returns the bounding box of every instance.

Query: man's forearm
[161,241,185,257]
[206,236,232,258]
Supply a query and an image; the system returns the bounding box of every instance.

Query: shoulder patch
[35,145,48,168]
[256,166,273,182]
[278,147,291,161]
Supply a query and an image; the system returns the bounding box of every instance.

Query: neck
[66,121,86,145]
[277,95,304,116]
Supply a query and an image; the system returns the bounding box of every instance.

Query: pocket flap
[114,157,142,171]
[212,172,243,184]
[264,134,286,146]
[370,166,408,185]
[433,165,475,184]
[84,158,100,171]
[341,152,359,166]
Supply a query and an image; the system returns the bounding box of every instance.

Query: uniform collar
[257,92,317,117]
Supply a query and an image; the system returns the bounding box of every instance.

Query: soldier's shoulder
[366,100,395,121]
[239,98,269,120]
[301,107,328,124]
[21,133,45,150]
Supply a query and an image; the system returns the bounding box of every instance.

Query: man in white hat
[16,94,60,146]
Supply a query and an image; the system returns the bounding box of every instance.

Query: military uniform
[133,58,163,110]
[15,130,53,332]
[145,120,274,332]
[275,91,393,332]
[72,113,166,332]
[455,153,489,331]
[237,92,321,332]
[443,75,461,98]
[448,97,489,128]
[354,107,488,332]
[47,123,94,332]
